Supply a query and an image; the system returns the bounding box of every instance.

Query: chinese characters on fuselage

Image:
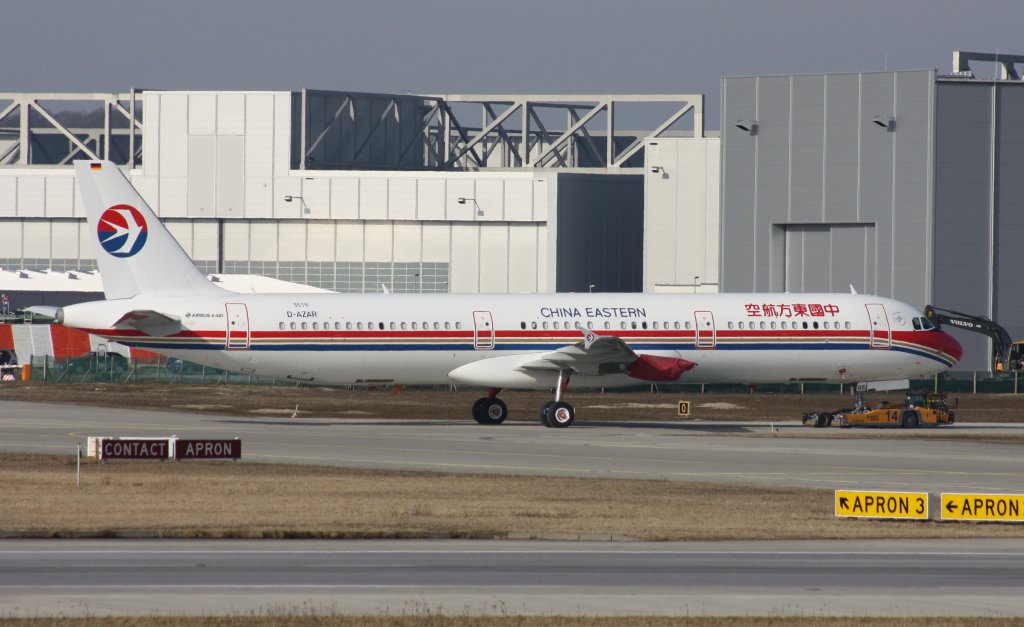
[744,303,840,317]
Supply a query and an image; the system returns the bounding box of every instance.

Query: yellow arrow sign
[941,493,1024,522]
[835,490,929,519]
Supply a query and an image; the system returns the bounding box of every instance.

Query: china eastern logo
[97,204,148,257]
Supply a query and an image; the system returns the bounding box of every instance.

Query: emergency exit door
[866,303,890,349]
[225,303,250,349]
[473,310,494,349]
[694,311,716,349]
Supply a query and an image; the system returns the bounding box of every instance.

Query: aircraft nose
[939,330,964,365]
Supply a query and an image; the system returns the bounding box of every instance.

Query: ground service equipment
[803,391,956,428]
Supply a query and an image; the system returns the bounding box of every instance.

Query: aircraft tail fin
[74,160,225,299]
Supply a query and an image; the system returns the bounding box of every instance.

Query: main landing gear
[470,370,577,428]
[539,370,575,428]
[471,388,508,425]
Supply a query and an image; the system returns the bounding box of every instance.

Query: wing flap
[523,331,696,380]
[521,332,636,375]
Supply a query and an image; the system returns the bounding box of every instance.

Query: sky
[4,0,1022,129]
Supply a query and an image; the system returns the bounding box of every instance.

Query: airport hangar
[0,90,719,306]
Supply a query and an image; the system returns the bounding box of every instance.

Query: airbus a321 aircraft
[51,160,963,428]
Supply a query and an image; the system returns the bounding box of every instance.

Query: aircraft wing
[111,309,183,337]
[523,331,697,380]
[521,332,635,375]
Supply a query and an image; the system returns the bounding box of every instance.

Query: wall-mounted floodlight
[458,197,484,217]
[872,115,896,132]
[284,195,311,214]
[649,165,663,174]
[735,120,758,135]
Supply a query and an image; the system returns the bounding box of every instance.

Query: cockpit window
[912,316,936,331]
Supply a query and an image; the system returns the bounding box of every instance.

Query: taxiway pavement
[2,401,1024,493]
[2,538,1024,617]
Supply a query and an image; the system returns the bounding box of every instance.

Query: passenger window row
[278,321,464,332]
[518,320,854,331]
[726,320,853,330]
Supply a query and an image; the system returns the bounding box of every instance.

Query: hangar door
[775,224,876,294]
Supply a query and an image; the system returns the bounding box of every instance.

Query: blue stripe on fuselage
[115,338,955,367]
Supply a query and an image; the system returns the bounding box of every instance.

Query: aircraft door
[866,303,890,349]
[225,302,250,349]
[694,310,716,349]
[473,310,495,350]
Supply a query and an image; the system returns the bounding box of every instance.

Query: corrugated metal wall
[933,81,1024,370]
[723,70,1024,371]
[722,70,935,301]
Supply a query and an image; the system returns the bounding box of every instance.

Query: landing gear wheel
[472,397,507,425]
[547,401,575,428]
[483,398,508,424]
[539,401,555,427]
[471,398,488,424]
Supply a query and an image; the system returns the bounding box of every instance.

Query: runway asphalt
[2,400,1024,493]
[3,538,1024,617]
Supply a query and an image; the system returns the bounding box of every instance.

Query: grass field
[3,454,1023,541]
[4,382,1024,424]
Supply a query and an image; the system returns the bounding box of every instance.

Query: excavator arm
[925,305,1014,371]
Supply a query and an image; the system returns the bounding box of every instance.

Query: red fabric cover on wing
[626,354,697,381]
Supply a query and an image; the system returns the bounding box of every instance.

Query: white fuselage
[62,291,962,388]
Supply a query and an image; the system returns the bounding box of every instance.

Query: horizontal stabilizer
[112,309,182,337]
[23,306,60,321]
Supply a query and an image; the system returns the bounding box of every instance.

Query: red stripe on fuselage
[893,329,963,362]
[73,326,960,362]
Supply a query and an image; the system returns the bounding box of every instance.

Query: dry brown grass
[3,454,1024,541]
[4,383,1024,424]
[2,617,1022,626]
